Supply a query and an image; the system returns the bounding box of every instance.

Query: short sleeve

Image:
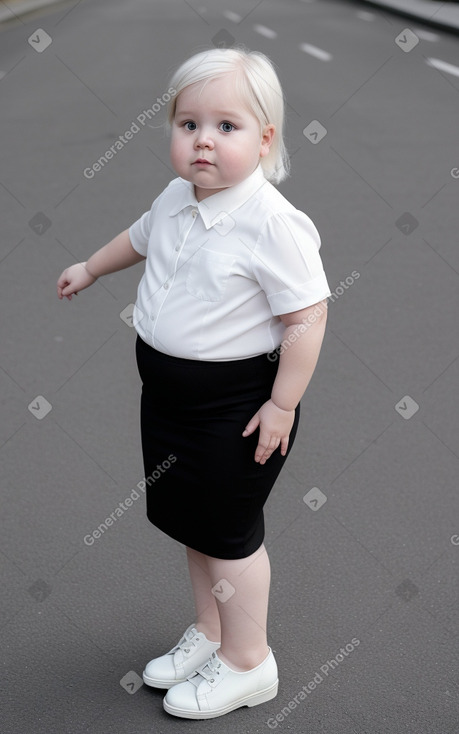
[128,179,179,256]
[251,210,331,315]
[128,205,155,257]
[129,190,164,256]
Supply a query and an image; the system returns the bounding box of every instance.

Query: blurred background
[1,1,458,733]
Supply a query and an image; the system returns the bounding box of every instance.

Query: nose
[194,127,214,150]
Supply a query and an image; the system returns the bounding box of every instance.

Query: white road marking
[253,24,277,39]
[222,10,241,23]
[356,10,376,21]
[299,42,333,62]
[413,28,439,42]
[425,57,459,78]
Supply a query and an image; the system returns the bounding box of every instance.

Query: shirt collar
[168,164,268,230]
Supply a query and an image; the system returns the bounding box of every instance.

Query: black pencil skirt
[135,334,300,559]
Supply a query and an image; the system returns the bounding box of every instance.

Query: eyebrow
[175,110,245,121]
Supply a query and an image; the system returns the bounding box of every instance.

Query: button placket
[151,207,200,341]
[170,206,199,274]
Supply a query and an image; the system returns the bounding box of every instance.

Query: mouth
[193,159,213,165]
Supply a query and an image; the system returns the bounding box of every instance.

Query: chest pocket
[186,248,235,302]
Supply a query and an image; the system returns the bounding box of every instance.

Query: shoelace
[177,627,201,655]
[193,654,222,684]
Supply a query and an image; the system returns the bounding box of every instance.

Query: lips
[193,159,213,165]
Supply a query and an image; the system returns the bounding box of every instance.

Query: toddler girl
[57,46,331,720]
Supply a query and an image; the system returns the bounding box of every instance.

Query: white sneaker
[163,648,278,719]
[142,624,220,689]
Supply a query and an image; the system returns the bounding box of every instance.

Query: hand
[57,262,97,300]
[242,399,295,465]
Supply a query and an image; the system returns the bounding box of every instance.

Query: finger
[242,414,260,437]
[257,447,274,464]
[280,435,289,456]
[254,444,265,462]
[56,273,69,289]
[266,436,281,461]
[62,284,77,298]
[255,436,279,463]
[254,431,270,461]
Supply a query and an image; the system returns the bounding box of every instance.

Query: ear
[259,124,275,158]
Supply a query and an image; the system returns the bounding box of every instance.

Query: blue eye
[184,121,197,131]
[220,122,235,133]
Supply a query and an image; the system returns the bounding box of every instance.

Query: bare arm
[271,300,328,411]
[242,301,328,464]
[57,229,146,300]
[85,228,146,279]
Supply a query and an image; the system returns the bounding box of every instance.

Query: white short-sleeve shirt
[129,164,331,361]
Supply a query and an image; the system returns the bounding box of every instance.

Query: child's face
[170,73,274,201]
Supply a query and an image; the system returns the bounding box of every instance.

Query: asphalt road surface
[1,1,458,732]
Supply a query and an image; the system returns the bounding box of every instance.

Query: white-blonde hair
[166,47,290,184]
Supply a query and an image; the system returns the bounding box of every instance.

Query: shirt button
[191,208,198,218]
[150,314,155,320]
[175,245,180,251]
[163,282,169,290]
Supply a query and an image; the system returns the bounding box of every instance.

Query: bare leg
[186,547,221,641]
[204,543,271,671]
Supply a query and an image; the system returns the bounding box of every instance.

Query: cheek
[170,134,187,167]
[223,133,260,164]
[221,146,256,173]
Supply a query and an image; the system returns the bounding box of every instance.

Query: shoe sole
[163,679,278,719]
[142,670,187,689]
